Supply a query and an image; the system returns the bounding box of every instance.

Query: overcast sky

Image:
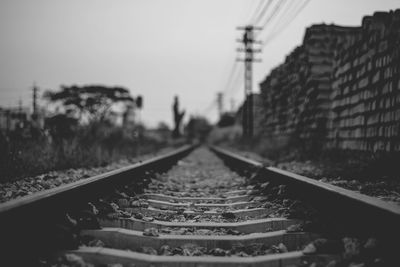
[0,0,398,127]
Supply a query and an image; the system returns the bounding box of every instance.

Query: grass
[0,125,169,182]
[209,126,400,181]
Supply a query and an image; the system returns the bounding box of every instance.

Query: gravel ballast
[0,148,174,204]
[224,147,400,205]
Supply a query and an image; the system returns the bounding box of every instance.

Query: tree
[217,112,236,127]
[45,114,78,141]
[157,122,170,131]
[186,116,212,142]
[136,95,143,109]
[44,85,134,123]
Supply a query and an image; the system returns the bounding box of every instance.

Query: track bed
[1,146,396,266]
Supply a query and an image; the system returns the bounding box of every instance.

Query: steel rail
[0,144,196,263]
[0,144,196,218]
[210,146,400,241]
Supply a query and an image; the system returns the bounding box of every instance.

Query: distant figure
[172,96,185,138]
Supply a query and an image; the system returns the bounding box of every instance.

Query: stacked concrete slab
[327,10,400,152]
[260,46,305,147]
[259,9,400,152]
[260,24,358,150]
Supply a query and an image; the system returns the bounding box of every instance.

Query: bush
[0,123,168,182]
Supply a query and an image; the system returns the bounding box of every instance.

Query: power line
[248,0,266,24]
[208,65,243,117]
[225,63,244,94]
[225,65,244,97]
[205,0,311,122]
[201,0,264,119]
[245,0,264,24]
[252,0,274,26]
[274,0,311,36]
[259,0,288,30]
[223,61,239,93]
[266,0,300,30]
[212,0,263,116]
[203,62,243,117]
[256,0,296,41]
[263,0,311,47]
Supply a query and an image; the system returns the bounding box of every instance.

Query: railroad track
[0,145,399,266]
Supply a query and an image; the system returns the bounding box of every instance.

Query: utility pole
[237,26,261,138]
[217,92,224,117]
[230,98,235,112]
[18,98,23,114]
[32,83,39,119]
[5,110,10,133]
[136,95,143,158]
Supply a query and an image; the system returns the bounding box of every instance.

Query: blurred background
[0,0,399,183]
